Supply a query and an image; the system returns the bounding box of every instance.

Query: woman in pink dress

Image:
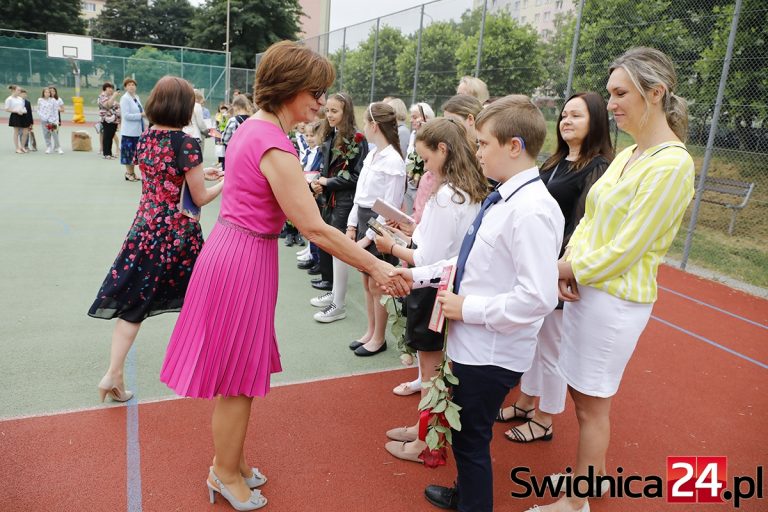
[160,41,408,511]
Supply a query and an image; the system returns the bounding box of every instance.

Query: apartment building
[473,0,576,38]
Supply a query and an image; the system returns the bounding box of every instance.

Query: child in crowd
[214,103,229,166]
[221,94,253,170]
[5,85,28,154]
[296,121,325,269]
[394,95,564,512]
[340,102,406,346]
[20,89,37,151]
[37,87,63,154]
[373,117,488,460]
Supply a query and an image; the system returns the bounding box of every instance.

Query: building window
[534,13,540,21]
[82,2,96,11]
[523,0,528,8]
[514,1,520,10]
[556,0,564,9]
[521,15,527,22]
[544,11,550,20]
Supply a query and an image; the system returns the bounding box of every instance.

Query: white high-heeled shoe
[244,467,267,488]
[207,468,267,511]
[98,375,134,403]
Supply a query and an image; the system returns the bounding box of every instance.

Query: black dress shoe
[295,235,306,246]
[307,264,321,275]
[353,342,387,357]
[284,234,295,247]
[424,485,458,510]
[311,280,332,291]
[310,276,323,283]
[348,340,364,350]
[297,260,315,270]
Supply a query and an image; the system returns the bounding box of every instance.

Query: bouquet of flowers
[406,151,425,186]
[331,132,364,180]
[45,122,58,132]
[418,355,461,468]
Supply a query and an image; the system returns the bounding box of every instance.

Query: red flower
[419,446,447,468]
[353,132,364,144]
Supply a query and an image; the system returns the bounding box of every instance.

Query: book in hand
[179,179,201,220]
[428,264,456,333]
[372,198,416,226]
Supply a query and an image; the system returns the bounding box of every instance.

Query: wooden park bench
[693,175,755,235]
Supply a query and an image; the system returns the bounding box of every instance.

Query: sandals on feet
[124,173,139,182]
[505,418,553,443]
[495,403,534,423]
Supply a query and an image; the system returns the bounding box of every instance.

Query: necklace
[275,112,286,133]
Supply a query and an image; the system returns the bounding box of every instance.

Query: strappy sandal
[495,403,534,423]
[505,418,553,443]
[124,173,139,182]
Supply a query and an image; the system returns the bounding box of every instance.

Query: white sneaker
[296,246,310,257]
[297,252,312,263]
[313,303,346,323]
[45,148,52,154]
[57,148,64,154]
[310,292,334,308]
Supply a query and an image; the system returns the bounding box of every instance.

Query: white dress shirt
[412,183,480,267]
[411,167,564,372]
[347,144,406,239]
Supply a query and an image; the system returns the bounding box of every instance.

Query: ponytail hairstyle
[365,102,402,158]
[609,47,688,141]
[415,118,489,205]
[321,92,357,151]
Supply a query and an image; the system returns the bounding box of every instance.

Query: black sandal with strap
[495,403,535,423]
[505,419,553,443]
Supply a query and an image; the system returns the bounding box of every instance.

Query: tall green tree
[148,0,196,47]
[693,0,768,150]
[456,12,543,96]
[395,21,463,107]
[541,12,576,98]
[0,0,85,34]
[341,26,406,103]
[92,0,153,42]
[187,0,303,69]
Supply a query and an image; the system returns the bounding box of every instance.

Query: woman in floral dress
[88,76,224,403]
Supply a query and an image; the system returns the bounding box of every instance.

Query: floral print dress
[88,130,204,323]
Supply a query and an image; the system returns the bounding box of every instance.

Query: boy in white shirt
[394,95,564,512]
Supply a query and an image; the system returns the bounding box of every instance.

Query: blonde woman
[528,47,695,512]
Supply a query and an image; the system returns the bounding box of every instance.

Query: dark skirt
[9,113,25,128]
[356,206,397,266]
[120,135,140,165]
[405,287,446,352]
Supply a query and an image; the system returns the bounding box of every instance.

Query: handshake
[370,262,413,298]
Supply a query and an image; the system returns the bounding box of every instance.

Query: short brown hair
[102,82,114,91]
[254,41,335,113]
[475,95,547,159]
[123,77,137,87]
[144,76,195,129]
[441,94,483,121]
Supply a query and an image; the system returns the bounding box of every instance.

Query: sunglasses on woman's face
[310,89,326,100]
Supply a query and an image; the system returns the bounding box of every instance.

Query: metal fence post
[411,5,425,106]
[474,0,488,78]
[340,27,347,90]
[28,50,33,83]
[370,18,380,104]
[681,0,743,269]
[564,0,585,99]
[180,48,184,79]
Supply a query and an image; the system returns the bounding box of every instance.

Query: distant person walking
[120,78,146,182]
[89,75,224,404]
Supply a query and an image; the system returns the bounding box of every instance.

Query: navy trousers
[451,362,523,512]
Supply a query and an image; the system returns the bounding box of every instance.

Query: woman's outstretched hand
[370,262,411,297]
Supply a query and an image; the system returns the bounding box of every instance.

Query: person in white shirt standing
[373,117,489,462]
[394,95,564,512]
[5,85,28,154]
[37,87,63,154]
[323,102,405,341]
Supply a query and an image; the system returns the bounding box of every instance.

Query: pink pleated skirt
[160,219,283,398]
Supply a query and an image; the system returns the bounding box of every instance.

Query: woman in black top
[497,92,613,443]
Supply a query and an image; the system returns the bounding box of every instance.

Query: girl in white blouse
[346,102,406,357]
[374,118,489,462]
[37,87,62,154]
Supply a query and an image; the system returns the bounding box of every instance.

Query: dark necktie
[301,149,310,167]
[453,189,502,293]
[453,175,541,293]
